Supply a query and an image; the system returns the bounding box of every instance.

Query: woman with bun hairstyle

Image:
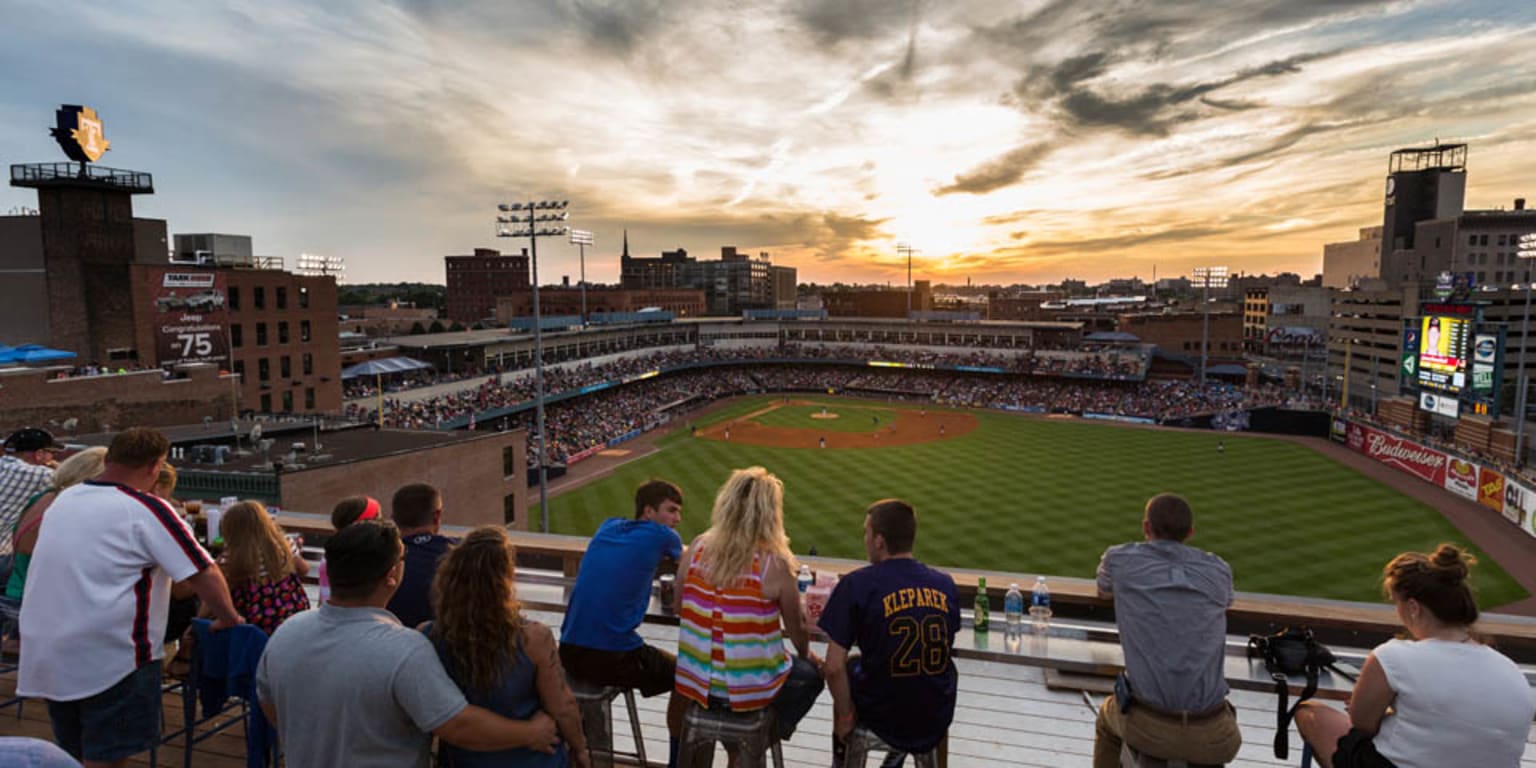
[1296,543,1535,768]
[316,495,380,604]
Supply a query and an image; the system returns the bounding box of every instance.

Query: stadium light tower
[1515,233,1536,465]
[295,252,346,278]
[897,242,919,316]
[570,229,594,323]
[1193,266,1228,384]
[496,199,571,533]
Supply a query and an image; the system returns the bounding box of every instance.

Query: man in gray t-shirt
[1091,493,1241,768]
[257,521,557,768]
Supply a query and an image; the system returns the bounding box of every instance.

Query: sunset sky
[2,0,1534,286]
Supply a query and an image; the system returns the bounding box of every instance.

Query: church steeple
[622,229,630,259]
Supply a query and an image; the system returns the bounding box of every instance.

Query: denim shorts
[47,661,163,762]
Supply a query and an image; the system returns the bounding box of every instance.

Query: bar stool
[1120,743,1224,768]
[843,725,940,768]
[675,701,784,768]
[568,678,646,768]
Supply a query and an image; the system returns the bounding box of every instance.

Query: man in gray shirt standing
[257,520,558,768]
[1093,493,1241,768]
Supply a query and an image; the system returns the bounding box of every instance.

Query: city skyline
[2,0,1533,286]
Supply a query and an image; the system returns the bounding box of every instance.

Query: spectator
[216,501,311,636]
[674,467,824,762]
[4,446,106,606]
[1296,544,1536,768]
[819,499,960,767]
[0,428,63,567]
[317,495,380,605]
[18,427,243,767]
[151,465,181,513]
[560,480,686,741]
[0,737,82,767]
[386,483,455,628]
[152,463,200,670]
[1092,493,1240,768]
[257,520,558,767]
[426,526,590,768]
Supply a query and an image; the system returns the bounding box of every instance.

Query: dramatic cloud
[1,0,1533,286]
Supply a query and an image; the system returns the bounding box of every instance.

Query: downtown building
[619,237,796,315]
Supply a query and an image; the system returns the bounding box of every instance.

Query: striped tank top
[674,543,790,711]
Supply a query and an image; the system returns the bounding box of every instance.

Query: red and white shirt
[18,480,213,700]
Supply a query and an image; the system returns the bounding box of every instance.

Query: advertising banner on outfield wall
[1444,458,1480,500]
[1503,479,1530,528]
[1477,466,1505,515]
[1527,493,1536,539]
[1346,423,1449,486]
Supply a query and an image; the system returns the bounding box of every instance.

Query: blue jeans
[771,655,824,740]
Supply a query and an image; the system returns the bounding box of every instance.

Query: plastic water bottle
[797,564,813,594]
[973,576,990,633]
[1004,583,1024,633]
[1030,576,1052,633]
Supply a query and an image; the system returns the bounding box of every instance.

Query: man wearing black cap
[0,428,62,568]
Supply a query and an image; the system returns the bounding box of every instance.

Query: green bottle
[974,576,990,633]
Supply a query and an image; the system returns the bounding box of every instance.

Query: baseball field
[546,395,1527,607]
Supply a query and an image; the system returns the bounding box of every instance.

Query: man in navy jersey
[819,499,961,766]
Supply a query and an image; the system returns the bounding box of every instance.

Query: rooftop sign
[52,105,111,163]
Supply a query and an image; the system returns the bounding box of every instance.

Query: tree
[449,321,466,332]
[429,320,446,333]
[409,321,427,335]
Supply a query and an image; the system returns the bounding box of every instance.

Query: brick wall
[278,429,528,530]
[0,363,236,435]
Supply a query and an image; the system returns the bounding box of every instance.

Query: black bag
[1246,627,1354,760]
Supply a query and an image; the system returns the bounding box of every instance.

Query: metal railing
[10,162,154,193]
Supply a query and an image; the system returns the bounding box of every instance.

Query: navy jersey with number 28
[817,558,961,753]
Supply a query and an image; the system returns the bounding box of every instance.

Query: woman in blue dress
[425,527,590,768]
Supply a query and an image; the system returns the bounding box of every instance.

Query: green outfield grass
[547,395,1527,607]
[748,402,897,433]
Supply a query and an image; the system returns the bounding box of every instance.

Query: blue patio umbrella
[4,344,76,364]
[341,357,435,428]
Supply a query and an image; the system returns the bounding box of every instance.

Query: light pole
[496,199,570,533]
[570,229,594,324]
[897,243,919,316]
[1516,234,1536,465]
[1193,266,1228,385]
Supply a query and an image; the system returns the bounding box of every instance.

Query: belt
[1131,699,1230,725]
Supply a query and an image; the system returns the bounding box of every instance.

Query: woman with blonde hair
[215,500,310,636]
[673,467,823,762]
[5,446,108,601]
[1296,543,1536,767]
[424,526,589,768]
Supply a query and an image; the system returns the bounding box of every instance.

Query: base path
[700,399,977,449]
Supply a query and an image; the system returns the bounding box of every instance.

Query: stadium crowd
[3,425,1531,768]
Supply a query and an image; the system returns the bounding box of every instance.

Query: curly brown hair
[430,526,525,695]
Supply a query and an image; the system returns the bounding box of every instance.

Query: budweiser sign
[1356,425,1448,485]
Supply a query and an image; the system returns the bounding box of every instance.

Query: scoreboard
[1416,314,1471,393]
[1400,303,1505,418]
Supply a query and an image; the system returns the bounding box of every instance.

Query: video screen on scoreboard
[1417,315,1469,392]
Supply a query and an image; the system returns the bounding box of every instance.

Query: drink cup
[658,574,676,613]
[184,500,203,517]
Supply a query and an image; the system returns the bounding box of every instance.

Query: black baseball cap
[4,428,66,453]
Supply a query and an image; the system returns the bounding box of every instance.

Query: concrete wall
[279,429,527,530]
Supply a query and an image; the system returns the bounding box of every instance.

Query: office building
[445,247,530,323]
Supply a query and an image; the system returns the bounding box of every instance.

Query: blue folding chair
[166,619,276,768]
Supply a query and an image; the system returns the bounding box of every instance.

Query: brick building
[445,248,530,322]
[823,281,933,318]
[1117,311,1243,360]
[218,269,341,414]
[987,291,1063,321]
[495,286,706,322]
[0,363,235,435]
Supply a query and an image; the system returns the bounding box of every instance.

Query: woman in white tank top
[1296,544,1535,768]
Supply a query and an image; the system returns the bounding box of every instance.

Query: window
[1469,234,1478,246]
[228,286,241,310]
[260,394,272,413]
[503,494,517,526]
[305,387,315,410]
[503,446,516,478]
[281,356,291,379]
[302,353,313,375]
[1498,234,1508,246]
[281,391,293,412]
[299,286,309,309]
[276,286,288,309]
[258,358,270,381]
[300,320,311,342]
[230,324,243,348]
[1481,234,1490,246]
[256,322,268,346]
[279,321,290,344]
[254,286,266,309]
[233,360,245,378]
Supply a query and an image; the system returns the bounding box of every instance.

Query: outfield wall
[1337,418,1536,539]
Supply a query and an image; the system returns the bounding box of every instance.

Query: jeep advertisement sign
[153,269,229,365]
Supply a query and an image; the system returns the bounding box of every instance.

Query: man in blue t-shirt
[385,483,458,629]
[560,480,684,701]
[819,499,960,765]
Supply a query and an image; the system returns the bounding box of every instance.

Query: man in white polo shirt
[18,427,243,768]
